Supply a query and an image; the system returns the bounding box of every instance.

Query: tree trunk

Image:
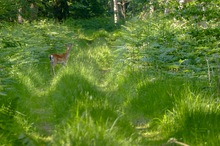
[118,0,126,19]
[29,3,38,22]
[113,0,118,24]
[164,0,170,15]
[18,8,23,24]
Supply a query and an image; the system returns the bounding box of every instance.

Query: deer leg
[49,55,56,75]
[50,61,56,75]
[52,66,56,75]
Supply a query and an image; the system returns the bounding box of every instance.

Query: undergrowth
[0,16,219,146]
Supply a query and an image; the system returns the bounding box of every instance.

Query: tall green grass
[0,18,219,145]
[153,90,220,145]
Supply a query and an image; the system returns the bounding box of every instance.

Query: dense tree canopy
[0,0,110,21]
[0,0,220,23]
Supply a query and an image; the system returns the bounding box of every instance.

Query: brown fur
[49,44,72,75]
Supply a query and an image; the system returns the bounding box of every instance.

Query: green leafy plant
[1,5,220,144]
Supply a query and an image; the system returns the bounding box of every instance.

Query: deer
[49,44,72,75]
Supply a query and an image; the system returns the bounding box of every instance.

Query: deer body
[49,44,72,75]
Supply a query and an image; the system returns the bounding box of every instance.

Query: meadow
[0,16,220,145]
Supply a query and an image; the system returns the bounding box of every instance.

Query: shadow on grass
[123,73,188,120]
[48,72,129,127]
[173,107,220,145]
[48,72,140,145]
[115,71,220,145]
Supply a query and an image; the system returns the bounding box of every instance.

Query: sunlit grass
[1,19,220,146]
[141,85,220,145]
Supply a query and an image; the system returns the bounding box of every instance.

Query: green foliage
[69,0,108,19]
[0,20,141,145]
[156,91,220,145]
[0,0,18,21]
[114,14,220,84]
[1,7,220,145]
[65,17,116,31]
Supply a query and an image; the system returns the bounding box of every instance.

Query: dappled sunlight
[1,6,220,144]
[16,69,49,97]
